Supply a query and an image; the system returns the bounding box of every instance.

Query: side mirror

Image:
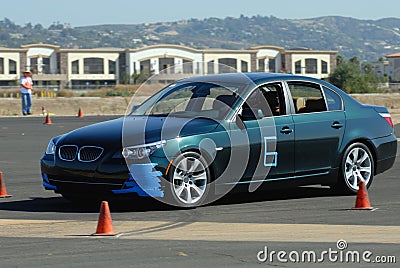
[235,115,246,130]
[131,105,139,113]
[241,108,263,121]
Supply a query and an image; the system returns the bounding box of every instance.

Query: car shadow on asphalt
[0,186,348,213]
[0,196,175,213]
[211,185,346,207]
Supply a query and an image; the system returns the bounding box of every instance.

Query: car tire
[166,151,211,208]
[333,142,374,194]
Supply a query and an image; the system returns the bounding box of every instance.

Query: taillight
[379,113,394,128]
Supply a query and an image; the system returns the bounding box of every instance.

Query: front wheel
[167,152,210,207]
[334,142,374,194]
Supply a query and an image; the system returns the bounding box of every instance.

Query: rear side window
[323,86,343,111]
[288,82,327,114]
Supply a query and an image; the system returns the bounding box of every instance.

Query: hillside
[1,15,400,61]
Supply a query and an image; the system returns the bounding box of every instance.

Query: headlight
[45,139,56,155]
[122,140,166,160]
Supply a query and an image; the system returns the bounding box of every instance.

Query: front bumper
[41,156,166,198]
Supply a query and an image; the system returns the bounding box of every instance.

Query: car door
[230,82,295,183]
[286,81,345,176]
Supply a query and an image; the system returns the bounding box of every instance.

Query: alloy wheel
[172,154,208,205]
[344,146,372,191]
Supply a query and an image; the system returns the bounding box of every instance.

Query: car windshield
[131,82,245,119]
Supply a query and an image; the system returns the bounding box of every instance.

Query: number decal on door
[264,136,278,167]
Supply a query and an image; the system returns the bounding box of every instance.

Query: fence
[0,90,57,98]
[0,85,115,91]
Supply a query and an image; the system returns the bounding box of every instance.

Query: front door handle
[280,126,293,134]
[331,121,343,129]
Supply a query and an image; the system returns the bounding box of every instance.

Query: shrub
[57,90,75,97]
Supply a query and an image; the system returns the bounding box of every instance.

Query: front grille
[59,145,78,161]
[78,146,104,162]
[58,145,104,162]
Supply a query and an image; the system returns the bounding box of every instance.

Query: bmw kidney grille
[59,145,103,162]
[78,146,104,162]
[59,145,78,161]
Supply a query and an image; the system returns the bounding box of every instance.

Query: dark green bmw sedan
[41,73,397,207]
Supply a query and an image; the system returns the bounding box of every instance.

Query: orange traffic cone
[41,106,47,115]
[352,180,373,210]
[0,171,12,198]
[91,201,117,236]
[44,114,52,125]
[78,108,84,118]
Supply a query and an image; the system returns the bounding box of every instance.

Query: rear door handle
[331,121,343,129]
[280,126,293,134]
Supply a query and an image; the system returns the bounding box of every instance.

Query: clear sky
[1,0,398,27]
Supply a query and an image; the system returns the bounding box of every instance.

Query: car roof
[180,72,321,85]
[178,72,352,103]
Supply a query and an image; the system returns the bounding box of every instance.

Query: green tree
[34,23,43,31]
[336,55,345,65]
[120,72,131,84]
[132,70,149,84]
[328,55,379,93]
[349,56,360,66]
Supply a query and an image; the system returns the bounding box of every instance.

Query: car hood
[57,116,220,149]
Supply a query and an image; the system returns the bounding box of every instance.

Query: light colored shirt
[20,76,33,94]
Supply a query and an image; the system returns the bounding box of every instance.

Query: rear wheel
[334,142,374,194]
[167,152,210,207]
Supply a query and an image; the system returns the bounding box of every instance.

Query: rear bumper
[370,134,397,175]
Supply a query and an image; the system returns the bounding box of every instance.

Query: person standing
[20,70,33,115]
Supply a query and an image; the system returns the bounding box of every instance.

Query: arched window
[42,57,50,74]
[258,59,265,72]
[268,58,276,72]
[30,57,38,73]
[140,59,151,74]
[71,60,79,74]
[84,58,104,74]
[108,60,116,74]
[321,60,328,74]
[0,58,4,74]
[207,61,214,74]
[159,58,174,72]
[241,60,248,72]
[218,58,237,73]
[305,58,318,74]
[295,60,302,74]
[9,59,17,74]
[183,59,193,74]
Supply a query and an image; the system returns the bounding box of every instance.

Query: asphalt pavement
[0,116,399,267]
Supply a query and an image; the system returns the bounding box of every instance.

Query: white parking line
[1,219,400,244]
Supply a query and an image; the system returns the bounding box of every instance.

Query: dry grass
[83,85,140,97]
[56,90,75,97]
[0,92,399,125]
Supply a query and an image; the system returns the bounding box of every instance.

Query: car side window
[288,81,327,114]
[240,82,285,121]
[258,83,285,116]
[323,86,343,111]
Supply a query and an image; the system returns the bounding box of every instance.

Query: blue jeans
[21,93,32,115]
